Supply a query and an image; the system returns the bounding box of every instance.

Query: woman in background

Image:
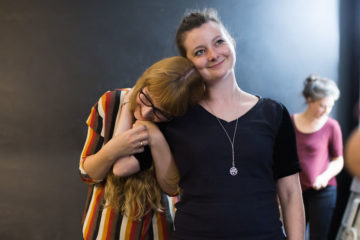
[292,74,344,240]
[79,56,204,240]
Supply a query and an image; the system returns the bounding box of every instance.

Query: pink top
[291,116,343,191]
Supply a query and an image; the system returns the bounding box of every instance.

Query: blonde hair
[104,56,205,219]
[129,56,205,117]
[104,166,163,220]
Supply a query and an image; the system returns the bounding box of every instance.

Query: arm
[134,120,180,195]
[111,99,145,177]
[313,120,344,190]
[276,173,305,240]
[83,126,147,180]
[81,90,148,181]
[313,156,344,190]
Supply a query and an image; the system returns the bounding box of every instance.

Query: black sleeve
[133,146,153,171]
[273,105,301,179]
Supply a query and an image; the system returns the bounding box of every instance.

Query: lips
[208,59,225,69]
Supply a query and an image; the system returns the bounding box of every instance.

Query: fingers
[136,140,149,148]
[113,124,151,156]
[312,181,325,190]
[133,146,145,154]
[133,120,155,129]
[130,124,147,133]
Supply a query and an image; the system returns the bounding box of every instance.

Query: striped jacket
[79,89,176,240]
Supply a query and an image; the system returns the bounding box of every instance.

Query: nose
[141,105,153,119]
[207,48,218,61]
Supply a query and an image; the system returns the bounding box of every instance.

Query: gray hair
[302,74,340,101]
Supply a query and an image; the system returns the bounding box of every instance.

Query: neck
[302,108,327,123]
[205,72,241,103]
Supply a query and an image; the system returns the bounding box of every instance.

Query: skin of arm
[276,173,305,240]
[83,95,148,180]
[112,100,144,177]
[133,120,180,195]
[313,156,344,190]
[83,125,148,180]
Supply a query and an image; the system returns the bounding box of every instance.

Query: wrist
[148,129,162,147]
[99,141,119,164]
[121,100,130,108]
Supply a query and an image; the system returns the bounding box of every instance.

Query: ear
[306,97,313,104]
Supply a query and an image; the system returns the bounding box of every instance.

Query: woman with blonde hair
[79,56,205,240]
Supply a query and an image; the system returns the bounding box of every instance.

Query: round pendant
[229,166,238,176]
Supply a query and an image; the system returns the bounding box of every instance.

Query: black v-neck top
[159,98,300,240]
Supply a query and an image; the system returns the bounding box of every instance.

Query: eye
[215,39,225,46]
[194,49,205,56]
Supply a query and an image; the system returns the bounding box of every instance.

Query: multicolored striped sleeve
[79,89,129,184]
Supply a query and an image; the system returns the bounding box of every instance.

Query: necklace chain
[205,101,239,176]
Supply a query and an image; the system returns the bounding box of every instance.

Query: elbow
[113,165,134,177]
[112,158,140,177]
[157,176,180,196]
[160,183,179,196]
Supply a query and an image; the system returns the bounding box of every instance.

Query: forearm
[83,125,146,180]
[81,89,137,181]
[281,194,305,239]
[320,156,344,181]
[113,102,133,135]
[277,174,305,240]
[83,145,117,180]
[113,156,140,177]
[147,125,179,195]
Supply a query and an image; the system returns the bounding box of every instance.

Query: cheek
[133,106,141,120]
[192,58,207,72]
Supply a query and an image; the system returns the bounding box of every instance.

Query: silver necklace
[205,102,239,176]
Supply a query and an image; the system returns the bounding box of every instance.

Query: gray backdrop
[0,0,358,239]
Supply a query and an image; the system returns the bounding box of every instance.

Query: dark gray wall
[0,0,355,239]
[329,0,360,238]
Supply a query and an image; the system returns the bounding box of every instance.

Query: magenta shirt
[291,116,343,191]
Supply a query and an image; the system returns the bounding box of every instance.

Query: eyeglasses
[139,88,173,121]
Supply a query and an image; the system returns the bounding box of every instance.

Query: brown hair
[175,8,234,57]
[104,56,205,219]
[104,166,163,220]
[129,56,205,117]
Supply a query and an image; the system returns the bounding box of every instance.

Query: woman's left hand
[313,175,329,190]
[133,120,158,145]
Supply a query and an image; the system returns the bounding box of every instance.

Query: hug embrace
[79,8,305,240]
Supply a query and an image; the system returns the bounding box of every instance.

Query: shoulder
[92,88,130,117]
[256,97,290,122]
[98,88,129,100]
[96,89,129,106]
[327,117,340,126]
[260,97,286,110]
[158,105,203,130]
[326,117,342,132]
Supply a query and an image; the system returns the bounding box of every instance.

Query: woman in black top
[157,8,305,239]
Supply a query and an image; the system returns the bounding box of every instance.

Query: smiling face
[133,87,172,122]
[182,21,236,84]
[307,96,335,119]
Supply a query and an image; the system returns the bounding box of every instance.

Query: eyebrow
[192,35,222,51]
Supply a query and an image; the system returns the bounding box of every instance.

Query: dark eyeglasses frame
[139,88,173,121]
